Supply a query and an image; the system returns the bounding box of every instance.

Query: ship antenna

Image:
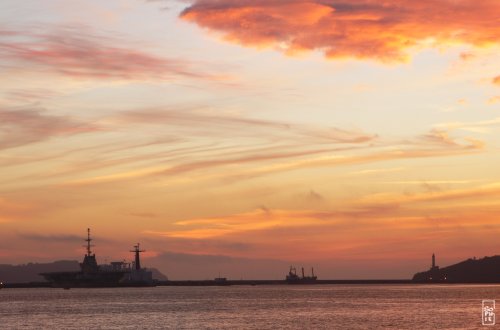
[84,228,94,256]
[130,243,145,270]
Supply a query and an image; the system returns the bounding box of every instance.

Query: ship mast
[130,243,145,270]
[84,228,94,256]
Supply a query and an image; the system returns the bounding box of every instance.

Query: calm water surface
[0,284,498,329]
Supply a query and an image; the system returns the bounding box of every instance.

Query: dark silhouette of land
[413,254,500,283]
[0,261,79,283]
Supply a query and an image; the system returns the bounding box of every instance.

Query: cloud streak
[181,0,500,61]
[53,107,485,187]
[145,209,321,239]
[434,117,500,134]
[143,181,500,261]
[0,107,98,150]
[1,102,485,195]
[0,26,213,80]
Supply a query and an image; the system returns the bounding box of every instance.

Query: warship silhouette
[40,229,153,288]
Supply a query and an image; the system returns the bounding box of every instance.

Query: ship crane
[130,243,145,270]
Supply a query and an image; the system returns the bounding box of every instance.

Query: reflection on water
[0,284,498,329]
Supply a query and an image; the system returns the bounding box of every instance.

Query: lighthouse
[430,253,439,271]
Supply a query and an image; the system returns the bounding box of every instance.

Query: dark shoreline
[3,279,500,288]
[158,279,414,286]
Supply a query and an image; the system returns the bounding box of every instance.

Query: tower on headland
[430,253,439,271]
[412,253,452,282]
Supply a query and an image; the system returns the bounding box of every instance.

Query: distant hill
[0,260,79,283]
[149,268,168,281]
[0,261,168,284]
[413,255,500,283]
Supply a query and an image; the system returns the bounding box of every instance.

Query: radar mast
[130,243,145,270]
[84,228,94,256]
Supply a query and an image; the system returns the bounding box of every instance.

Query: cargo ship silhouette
[40,229,153,288]
[286,266,317,284]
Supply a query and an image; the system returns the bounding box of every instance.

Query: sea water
[0,284,498,329]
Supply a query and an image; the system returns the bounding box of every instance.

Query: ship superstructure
[122,243,153,284]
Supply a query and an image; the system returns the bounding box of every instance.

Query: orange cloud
[145,208,330,239]
[148,183,500,243]
[493,76,500,85]
[143,181,500,260]
[181,0,500,61]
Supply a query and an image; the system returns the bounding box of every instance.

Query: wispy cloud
[382,180,474,185]
[0,107,98,150]
[1,104,485,191]
[434,117,500,134]
[349,167,404,176]
[0,25,213,80]
[5,89,62,103]
[17,233,83,243]
[181,0,500,62]
[144,208,333,239]
[52,107,485,187]
[356,182,500,207]
[114,108,375,143]
[16,232,116,245]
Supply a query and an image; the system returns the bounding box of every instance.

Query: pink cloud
[181,0,500,62]
[0,26,211,80]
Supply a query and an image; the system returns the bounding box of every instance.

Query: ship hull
[41,271,128,288]
[286,281,318,284]
[286,278,318,284]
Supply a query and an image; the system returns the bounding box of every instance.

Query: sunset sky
[1,0,500,280]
